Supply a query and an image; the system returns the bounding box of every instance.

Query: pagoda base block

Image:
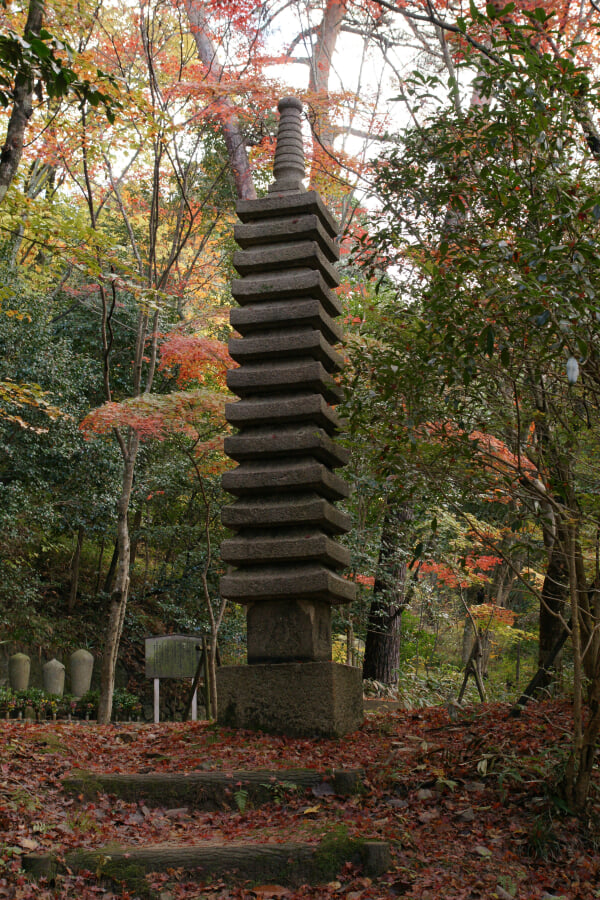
[216,661,363,738]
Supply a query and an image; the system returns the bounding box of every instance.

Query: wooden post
[202,635,211,719]
[153,678,160,724]
[191,682,197,721]
[346,623,353,666]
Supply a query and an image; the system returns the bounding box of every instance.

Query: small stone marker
[43,658,65,697]
[9,652,30,691]
[217,97,362,737]
[70,649,94,698]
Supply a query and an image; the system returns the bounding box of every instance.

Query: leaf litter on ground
[0,699,598,899]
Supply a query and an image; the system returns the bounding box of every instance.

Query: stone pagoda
[216,97,363,737]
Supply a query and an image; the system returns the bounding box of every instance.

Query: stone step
[221,493,352,534]
[232,270,342,318]
[226,359,343,404]
[24,836,390,888]
[220,563,357,605]
[234,213,339,260]
[233,241,340,288]
[224,425,350,468]
[225,394,341,434]
[221,459,351,501]
[228,327,343,372]
[221,529,351,568]
[236,190,339,237]
[62,767,363,809]
[231,297,343,345]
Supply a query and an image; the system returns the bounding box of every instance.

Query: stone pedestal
[9,653,30,691]
[217,662,363,738]
[218,97,362,737]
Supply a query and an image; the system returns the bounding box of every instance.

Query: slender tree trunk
[308,0,346,176]
[0,0,43,205]
[94,537,106,598]
[68,525,85,613]
[182,0,256,201]
[129,504,143,571]
[102,538,119,595]
[98,441,139,724]
[362,501,412,684]
[538,522,569,688]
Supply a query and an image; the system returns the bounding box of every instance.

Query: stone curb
[23,836,390,887]
[62,767,364,809]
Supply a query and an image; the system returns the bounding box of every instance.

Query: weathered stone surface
[268,97,306,194]
[230,298,342,344]
[234,214,339,260]
[232,270,342,318]
[24,836,389,886]
[228,328,343,372]
[42,658,65,697]
[221,529,351,568]
[69,649,94,699]
[217,661,363,737]
[236,190,338,237]
[219,97,362,735]
[247,599,332,662]
[62,767,365,808]
[221,494,352,534]
[224,425,350,468]
[226,359,342,404]
[225,394,340,433]
[8,652,30,691]
[220,563,356,605]
[233,241,339,287]
[222,459,351,500]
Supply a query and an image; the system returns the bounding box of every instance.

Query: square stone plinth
[216,661,363,738]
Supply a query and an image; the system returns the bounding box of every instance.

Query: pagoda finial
[268,96,306,194]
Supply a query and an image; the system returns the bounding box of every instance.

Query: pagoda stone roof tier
[226,360,343,405]
[233,242,340,288]
[234,214,339,261]
[228,328,343,372]
[220,562,356,606]
[236,191,338,238]
[231,271,342,319]
[221,494,351,534]
[225,394,340,434]
[224,425,350,468]
[221,528,351,569]
[222,458,351,501]
[230,298,343,345]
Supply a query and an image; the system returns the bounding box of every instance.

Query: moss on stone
[63,769,104,799]
[312,827,362,880]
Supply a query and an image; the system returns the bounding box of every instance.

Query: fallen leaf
[18,838,38,851]
[250,886,291,898]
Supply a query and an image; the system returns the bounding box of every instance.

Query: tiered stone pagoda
[216,97,363,737]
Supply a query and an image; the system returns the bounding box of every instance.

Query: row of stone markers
[7,649,93,698]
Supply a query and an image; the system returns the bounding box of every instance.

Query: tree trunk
[129,504,143,571]
[0,0,43,205]
[362,501,412,684]
[308,0,346,173]
[538,522,569,688]
[102,538,119,595]
[68,525,85,613]
[182,0,256,201]
[98,442,139,724]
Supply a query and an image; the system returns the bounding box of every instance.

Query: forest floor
[0,699,598,900]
